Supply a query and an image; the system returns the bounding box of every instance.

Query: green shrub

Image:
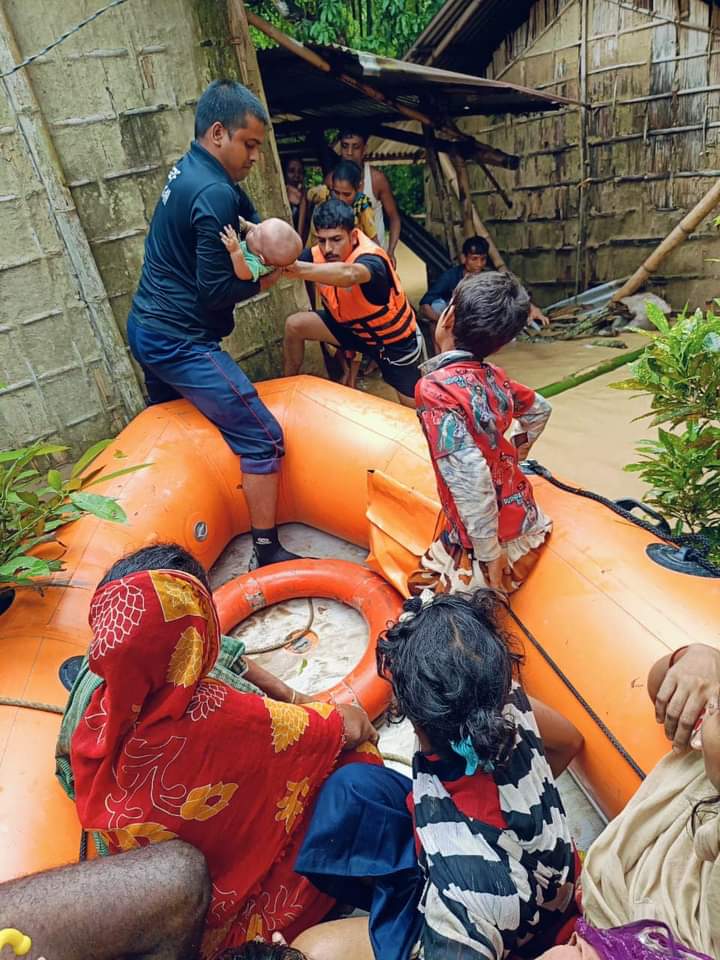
[611,301,720,560]
[0,440,148,590]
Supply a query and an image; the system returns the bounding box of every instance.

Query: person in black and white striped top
[292,590,584,960]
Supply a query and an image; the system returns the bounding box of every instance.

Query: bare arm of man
[284,259,372,288]
[528,695,584,778]
[373,168,401,263]
[0,841,209,960]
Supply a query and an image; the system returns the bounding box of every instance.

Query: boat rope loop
[504,606,646,782]
[0,696,64,715]
[242,598,316,656]
[524,460,720,577]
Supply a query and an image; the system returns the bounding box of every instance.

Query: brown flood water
[393,243,654,501]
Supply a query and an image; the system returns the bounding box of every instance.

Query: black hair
[98,543,210,591]
[219,945,305,960]
[195,79,268,139]
[377,590,523,768]
[312,198,355,233]
[331,159,362,189]
[452,270,531,359]
[462,235,490,257]
[692,795,720,833]
[339,126,368,144]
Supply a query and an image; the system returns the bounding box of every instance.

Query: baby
[220,216,302,282]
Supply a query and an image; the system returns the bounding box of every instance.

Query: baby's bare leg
[0,841,210,960]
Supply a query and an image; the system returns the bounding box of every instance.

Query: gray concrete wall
[0,0,305,456]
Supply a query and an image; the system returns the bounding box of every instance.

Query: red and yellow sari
[70,568,380,957]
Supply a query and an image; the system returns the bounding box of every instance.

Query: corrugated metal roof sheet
[258,40,575,133]
[405,0,537,74]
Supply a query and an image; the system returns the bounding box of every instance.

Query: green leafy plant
[611,301,720,560]
[249,0,445,59]
[0,439,149,589]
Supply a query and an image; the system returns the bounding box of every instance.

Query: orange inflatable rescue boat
[1,375,719,882]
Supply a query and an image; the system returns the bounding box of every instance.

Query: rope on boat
[0,696,64,715]
[242,598,317,655]
[504,606,647,782]
[524,460,720,577]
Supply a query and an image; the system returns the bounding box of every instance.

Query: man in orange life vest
[282,198,422,407]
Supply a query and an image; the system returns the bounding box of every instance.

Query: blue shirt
[420,264,465,307]
[129,141,261,342]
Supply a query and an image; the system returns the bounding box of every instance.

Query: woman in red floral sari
[70,544,381,958]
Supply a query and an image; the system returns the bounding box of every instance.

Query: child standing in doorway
[411,270,552,595]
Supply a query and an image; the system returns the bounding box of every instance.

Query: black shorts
[318,309,422,398]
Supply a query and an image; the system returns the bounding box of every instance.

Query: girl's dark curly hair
[377,590,524,768]
[452,270,530,359]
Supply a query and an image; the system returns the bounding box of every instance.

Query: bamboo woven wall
[0,0,305,455]
[426,0,720,307]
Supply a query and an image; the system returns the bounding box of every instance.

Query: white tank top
[363,162,386,248]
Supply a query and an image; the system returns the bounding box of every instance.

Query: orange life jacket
[312,232,416,347]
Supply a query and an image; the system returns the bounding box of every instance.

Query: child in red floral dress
[411,270,552,595]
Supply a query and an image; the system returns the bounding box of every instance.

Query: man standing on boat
[282,198,423,407]
[126,79,299,570]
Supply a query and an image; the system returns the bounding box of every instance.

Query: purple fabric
[576,919,713,960]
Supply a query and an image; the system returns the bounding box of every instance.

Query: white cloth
[582,748,720,958]
[364,161,385,248]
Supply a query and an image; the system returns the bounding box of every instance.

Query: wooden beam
[451,149,476,240]
[439,152,506,271]
[423,125,459,260]
[372,124,519,170]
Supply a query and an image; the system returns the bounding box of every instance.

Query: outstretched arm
[283,258,372,288]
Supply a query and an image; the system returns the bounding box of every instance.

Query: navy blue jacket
[419,264,465,307]
[129,141,261,342]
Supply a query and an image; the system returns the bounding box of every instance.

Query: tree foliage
[247,0,444,58]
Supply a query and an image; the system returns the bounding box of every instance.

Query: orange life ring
[213,559,399,719]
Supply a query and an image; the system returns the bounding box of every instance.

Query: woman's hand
[653,644,720,749]
[486,552,510,593]
[336,703,379,750]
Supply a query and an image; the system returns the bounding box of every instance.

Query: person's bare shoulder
[371,166,393,195]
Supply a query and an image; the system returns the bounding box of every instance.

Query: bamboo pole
[610,178,720,302]
[423,125,459,260]
[574,0,590,295]
[438,151,507,270]
[451,149,475,240]
[538,346,645,399]
[245,9,518,170]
